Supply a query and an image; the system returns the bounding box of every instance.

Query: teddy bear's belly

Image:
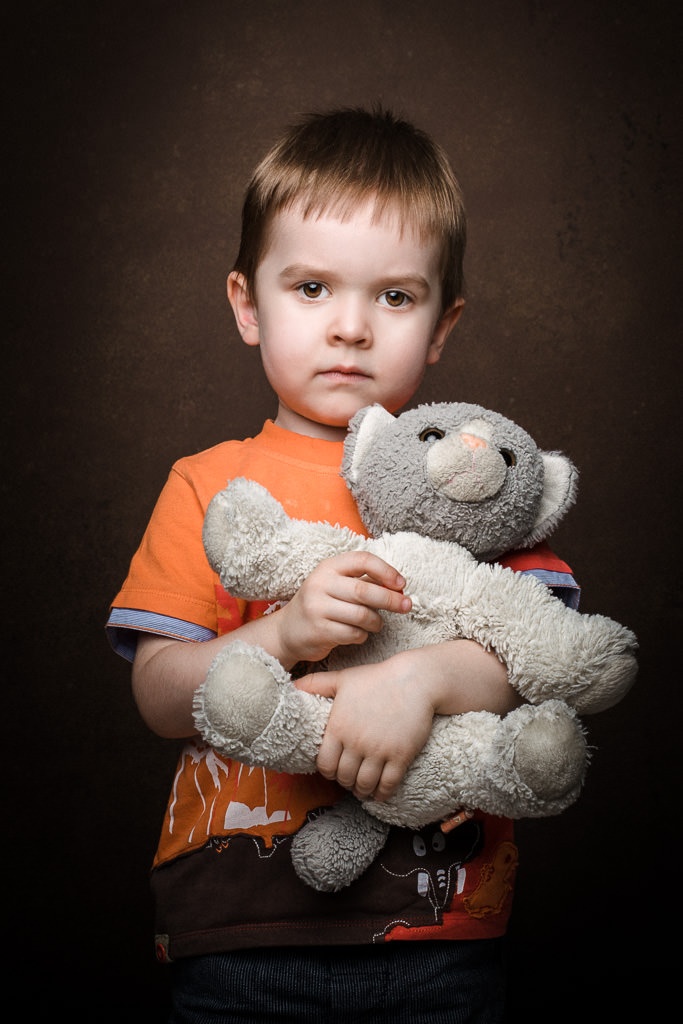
[325,607,458,671]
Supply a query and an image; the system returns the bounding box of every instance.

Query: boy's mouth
[320,366,371,381]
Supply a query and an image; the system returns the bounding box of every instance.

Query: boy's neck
[274,408,349,443]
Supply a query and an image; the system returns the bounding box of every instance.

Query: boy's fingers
[294,671,339,697]
[370,762,407,803]
[334,750,366,791]
[352,759,385,799]
[315,733,343,780]
[333,551,407,591]
[347,577,411,615]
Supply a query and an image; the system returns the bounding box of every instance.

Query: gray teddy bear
[194,402,637,892]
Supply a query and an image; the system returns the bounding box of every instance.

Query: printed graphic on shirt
[372,819,482,939]
[153,739,342,867]
[374,825,518,941]
[463,839,519,918]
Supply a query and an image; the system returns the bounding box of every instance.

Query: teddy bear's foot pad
[193,640,330,772]
[512,701,588,805]
[291,796,390,892]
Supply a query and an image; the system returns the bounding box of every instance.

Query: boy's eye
[380,290,411,309]
[298,281,328,300]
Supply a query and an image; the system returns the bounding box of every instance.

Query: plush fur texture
[194,402,638,892]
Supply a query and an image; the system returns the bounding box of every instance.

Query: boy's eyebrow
[279,263,432,293]
[278,263,324,281]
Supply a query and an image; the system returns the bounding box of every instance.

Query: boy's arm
[132,550,411,738]
[295,642,519,804]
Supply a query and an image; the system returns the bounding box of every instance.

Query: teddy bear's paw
[202,479,291,596]
[291,796,390,892]
[193,641,287,758]
[193,640,329,772]
[509,700,588,811]
[511,614,638,712]
[570,642,638,714]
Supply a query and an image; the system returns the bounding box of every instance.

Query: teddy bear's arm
[202,478,370,600]
[451,558,638,714]
[342,531,637,715]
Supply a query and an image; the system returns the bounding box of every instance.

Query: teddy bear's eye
[500,448,517,467]
[419,427,445,443]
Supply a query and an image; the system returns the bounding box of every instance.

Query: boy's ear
[426,298,465,365]
[227,271,260,346]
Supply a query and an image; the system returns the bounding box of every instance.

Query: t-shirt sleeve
[106,464,220,660]
[498,540,580,609]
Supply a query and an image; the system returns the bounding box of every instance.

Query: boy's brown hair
[233,106,467,313]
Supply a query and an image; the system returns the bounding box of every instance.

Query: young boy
[107,107,578,1023]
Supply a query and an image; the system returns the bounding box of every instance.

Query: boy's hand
[275,552,411,668]
[294,642,516,802]
[295,651,436,803]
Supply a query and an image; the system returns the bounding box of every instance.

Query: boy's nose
[328,297,371,346]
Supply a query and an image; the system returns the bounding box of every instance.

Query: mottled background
[6,1,680,1019]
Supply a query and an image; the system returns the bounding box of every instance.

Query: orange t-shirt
[107,420,578,961]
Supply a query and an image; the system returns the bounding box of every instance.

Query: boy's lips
[319,366,371,381]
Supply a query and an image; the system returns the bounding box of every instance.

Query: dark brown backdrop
[6,1,680,1020]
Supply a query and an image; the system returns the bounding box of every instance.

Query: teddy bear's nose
[460,433,488,451]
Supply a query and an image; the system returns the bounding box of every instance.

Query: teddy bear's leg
[447,699,588,818]
[509,699,588,805]
[291,795,390,892]
[361,700,588,827]
[193,640,331,773]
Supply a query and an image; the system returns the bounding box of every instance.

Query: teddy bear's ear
[344,404,395,484]
[523,452,579,546]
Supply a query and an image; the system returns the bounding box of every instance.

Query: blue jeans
[167,939,506,1023]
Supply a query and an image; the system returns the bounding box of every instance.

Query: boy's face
[228,200,463,441]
